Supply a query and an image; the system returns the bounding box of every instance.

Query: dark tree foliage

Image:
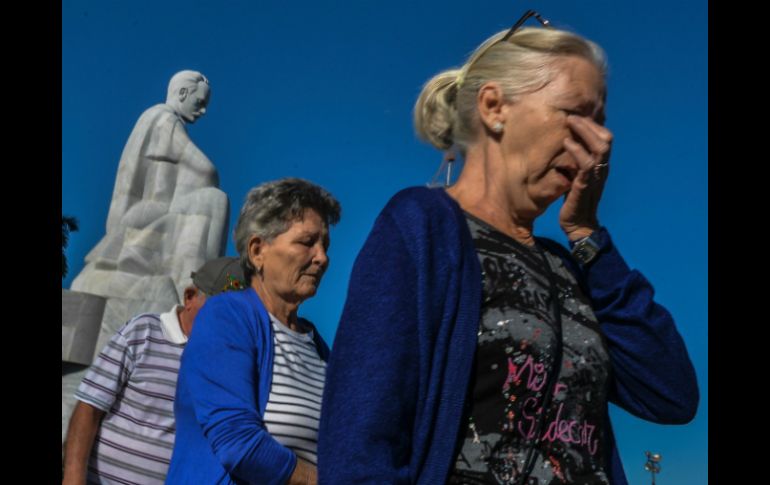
[62,216,79,279]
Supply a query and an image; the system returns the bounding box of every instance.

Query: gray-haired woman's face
[251,209,330,304]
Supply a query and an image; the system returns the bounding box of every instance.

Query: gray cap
[191,257,246,295]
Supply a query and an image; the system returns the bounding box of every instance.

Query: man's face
[184,288,208,327]
[178,82,210,123]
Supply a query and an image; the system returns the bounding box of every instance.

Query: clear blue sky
[62,1,707,483]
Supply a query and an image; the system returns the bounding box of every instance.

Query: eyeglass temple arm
[501,10,551,41]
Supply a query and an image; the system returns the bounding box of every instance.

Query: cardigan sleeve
[182,296,297,484]
[567,228,699,423]
[318,210,420,484]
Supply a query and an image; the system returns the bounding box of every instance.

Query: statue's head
[166,70,210,123]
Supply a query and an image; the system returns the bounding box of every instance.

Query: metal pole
[644,451,662,485]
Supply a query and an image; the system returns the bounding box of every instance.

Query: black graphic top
[448,214,611,485]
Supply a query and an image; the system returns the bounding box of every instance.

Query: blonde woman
[319,13,697,485]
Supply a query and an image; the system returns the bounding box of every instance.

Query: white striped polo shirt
[263,314,327,465]
[75,306,186,485]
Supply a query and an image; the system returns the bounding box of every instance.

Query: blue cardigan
[318,186,698,485]
[167,287,330,484]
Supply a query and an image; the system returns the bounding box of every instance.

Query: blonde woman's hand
[559,114,613,241]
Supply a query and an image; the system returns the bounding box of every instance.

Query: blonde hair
[413,27,607,152]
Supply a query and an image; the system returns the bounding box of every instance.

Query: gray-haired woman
[319,13,697,485]
[168,178,340,485]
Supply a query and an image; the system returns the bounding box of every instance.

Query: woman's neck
[447,146,538,246]
[251,279,303,331]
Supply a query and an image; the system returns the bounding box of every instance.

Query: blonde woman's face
[499,56,605,210]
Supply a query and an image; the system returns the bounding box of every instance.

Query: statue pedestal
[61,290,178,446]
[62,290,106,365]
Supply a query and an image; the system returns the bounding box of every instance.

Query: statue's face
[178,82,210,123]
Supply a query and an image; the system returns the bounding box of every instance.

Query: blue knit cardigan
[167,288,330,484]
[318,186,698,485]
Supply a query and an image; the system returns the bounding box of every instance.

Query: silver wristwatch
[570,232,601,265]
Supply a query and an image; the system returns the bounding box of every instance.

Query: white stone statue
[71,70,229,304]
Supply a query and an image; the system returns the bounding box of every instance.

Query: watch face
[572,237,600,264]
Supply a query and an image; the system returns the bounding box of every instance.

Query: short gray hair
[166,70,209,102]
[234,178,341,282]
